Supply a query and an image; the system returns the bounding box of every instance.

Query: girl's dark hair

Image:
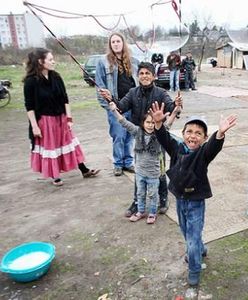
[23,48,58,81]
[141,113,152,128]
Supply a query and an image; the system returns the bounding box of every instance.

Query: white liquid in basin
[8,252,50,270]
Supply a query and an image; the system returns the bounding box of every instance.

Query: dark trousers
[185,70,195,90]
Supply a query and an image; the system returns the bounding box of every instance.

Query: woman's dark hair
[23,48,56,81]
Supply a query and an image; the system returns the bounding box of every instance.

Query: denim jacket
[95,55,139,109]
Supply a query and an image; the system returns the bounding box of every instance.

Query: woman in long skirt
[23,48,100,186]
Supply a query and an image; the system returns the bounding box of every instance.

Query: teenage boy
[150,101,237,286]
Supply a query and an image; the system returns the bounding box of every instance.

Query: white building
[0,12,45,49]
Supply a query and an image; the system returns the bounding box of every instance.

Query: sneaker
[123,166,135,173]
[188,271,200,286]
[113,167,123,176]
[129,212,147,222]
[158,198,169,214]
[192,88,197,91]
[125,201,138,217]
[146,214,156,224]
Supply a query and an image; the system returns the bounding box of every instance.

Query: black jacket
[116,84,175,126]
[182,57,196,72]
[155,125,224,200]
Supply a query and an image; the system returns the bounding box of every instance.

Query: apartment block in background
[0,12,45,49]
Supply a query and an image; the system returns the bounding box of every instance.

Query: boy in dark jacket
[150,101,237,286]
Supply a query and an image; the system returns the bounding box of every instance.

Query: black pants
[185,70,195,90]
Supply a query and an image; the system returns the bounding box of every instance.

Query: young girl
[109,101,180,224]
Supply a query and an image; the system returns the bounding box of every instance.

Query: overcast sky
[2,0,247,36]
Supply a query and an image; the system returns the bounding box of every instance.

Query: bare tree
[186,13,220,71]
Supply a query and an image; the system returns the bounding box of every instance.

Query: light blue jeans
[107,110,134,169]
[176,198,205,273]
[169,69,180,91]
[136,173,160,215]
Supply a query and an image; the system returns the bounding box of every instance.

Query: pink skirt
[31,114,85,179]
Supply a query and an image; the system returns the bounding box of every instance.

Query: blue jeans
[136,173,160,215]
[107,110,134,168]
[133,150,168,206]
[176,199,205,273]
[169,69,180,91]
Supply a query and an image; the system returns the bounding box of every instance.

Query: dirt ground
[0,65,248,300]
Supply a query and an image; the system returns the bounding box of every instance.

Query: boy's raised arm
[216,114,237,139]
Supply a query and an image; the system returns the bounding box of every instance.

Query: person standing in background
[166,51,181,92]
[182,52,197,91]
[95,32,139,176]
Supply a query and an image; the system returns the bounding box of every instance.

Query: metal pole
[179,0,182,56]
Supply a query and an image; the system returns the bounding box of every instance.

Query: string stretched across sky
[23,0,183,53]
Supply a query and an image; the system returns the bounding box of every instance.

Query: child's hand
[217,114,237,138]
[175,91,183,109]
[149,102,167,129]
[109,101,117,111]
[98,88,112,102]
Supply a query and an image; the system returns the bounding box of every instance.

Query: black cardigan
[24,71,69,118]
[24,71,69,149]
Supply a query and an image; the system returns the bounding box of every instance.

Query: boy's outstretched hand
[217,114,237,139]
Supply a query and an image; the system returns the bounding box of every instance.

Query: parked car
[154,56,197,89]
[82,54,104,86]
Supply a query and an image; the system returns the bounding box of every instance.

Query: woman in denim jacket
[95,32,139,176]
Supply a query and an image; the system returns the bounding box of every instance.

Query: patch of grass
[0,62,99,112]
[99,246,130,266]
[201,231,248,299]
[71,99,99,110]
[66,231,95,251]
[121,259,154,284]
[52,260,75,274]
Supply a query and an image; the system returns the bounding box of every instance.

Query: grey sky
[2,0,247,36]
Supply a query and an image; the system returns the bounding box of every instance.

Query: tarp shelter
[216,42,248,70]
